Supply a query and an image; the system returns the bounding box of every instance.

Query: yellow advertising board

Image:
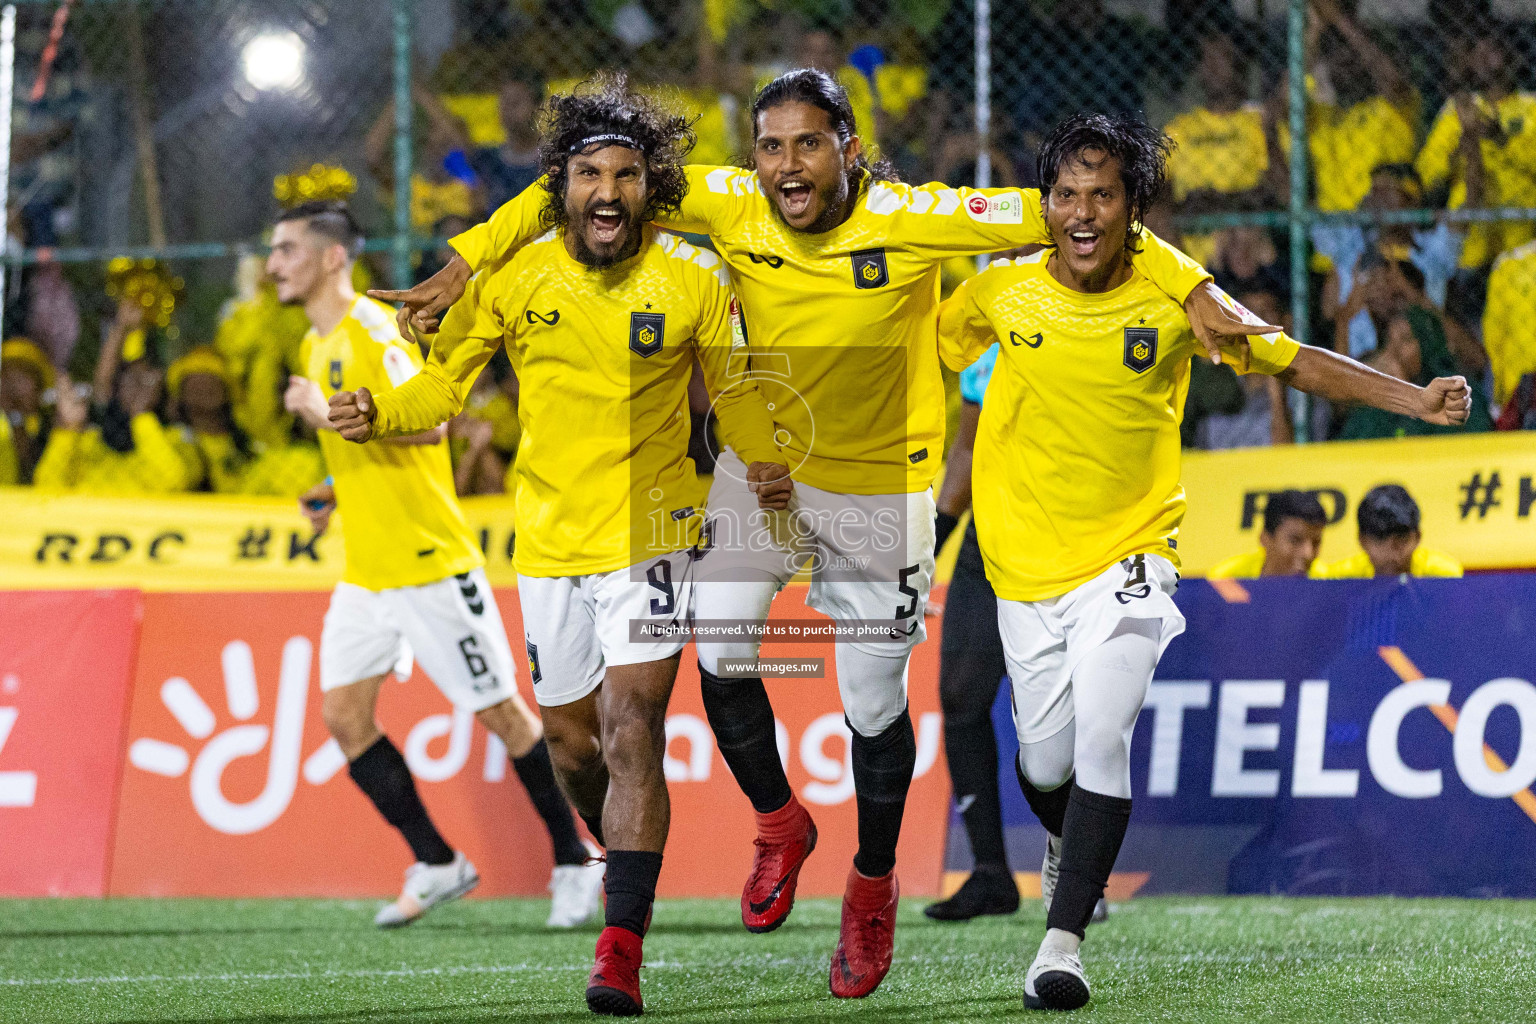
[3,433,1533,590]
[0,489,520,591]
[1179,433,1536,573]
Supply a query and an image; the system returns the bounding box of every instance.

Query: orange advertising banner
[0,590,141,896]
[108,586,950,899]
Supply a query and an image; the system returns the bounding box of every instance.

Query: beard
[569,208,644,268]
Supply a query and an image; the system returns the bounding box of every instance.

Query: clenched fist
[747,461,793,510]
[329,386,377,442]
[1419,376,1471,426]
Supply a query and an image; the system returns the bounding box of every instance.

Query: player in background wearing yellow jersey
[328,80,792,1017]
[267,202,602,933]
[1205,490,1328,579]
[938,114,1471,1012]
[372,69,1269,1001]
[1314,484,1464,578]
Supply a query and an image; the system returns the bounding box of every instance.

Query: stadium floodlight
[241,31,305,91]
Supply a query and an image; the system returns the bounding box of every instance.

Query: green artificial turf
[2,896,1534,1022]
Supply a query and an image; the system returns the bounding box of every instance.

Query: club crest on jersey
[1123,327,1158,373]
[328,359,343,389]
[630,312,666,357]
[851,248,889,289]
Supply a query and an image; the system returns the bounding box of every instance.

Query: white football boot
[547,843,605,928]
[1024,941,1091,1011]
[1041,834,1109,923]
[374,852,479,928]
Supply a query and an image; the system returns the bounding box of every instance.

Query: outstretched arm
[1276,345,1471,426]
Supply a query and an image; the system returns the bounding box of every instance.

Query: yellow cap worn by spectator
[1206,489,1328,579]
[1314,483,1463,579]
[1,337,56,392]
[167,345,236,401]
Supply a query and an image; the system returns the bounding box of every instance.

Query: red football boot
[586,926,644,1016]
[828,865,899,999]
[741,796,818,933]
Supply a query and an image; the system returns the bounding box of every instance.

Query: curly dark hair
[1036,112,1173,255]
[536,72,696,230]
[749,68,899,190]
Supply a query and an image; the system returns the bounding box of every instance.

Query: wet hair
[536,72,695,231]
[750,68,899,186]
[1357,484,1420,540]
[1263,489,1328,535]
[1037,112,1173,253]
[273,200,364,258]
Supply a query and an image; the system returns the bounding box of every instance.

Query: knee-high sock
[850,707,917,878]
[349,736,454,866]
[940,549,1009,868]
[605,849,663,937]
[1045,785,1132,938]
[700,666,792,813]
[511,738,589,865]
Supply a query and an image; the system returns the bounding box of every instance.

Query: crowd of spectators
[4,0,1536,501]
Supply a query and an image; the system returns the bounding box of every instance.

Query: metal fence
[0,0,1528,497]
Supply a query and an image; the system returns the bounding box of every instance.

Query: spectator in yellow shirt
[366,80,484,233]
[33,364,197,494]
[1207,489,1328,579]
[1316,484,1463,578]
[1165,33,1281,267]
[1,336,55,484]
[1483,239,1536,406]
[1298,0,1420,270]
[1417,34,1536,271]
[167,345,252,493]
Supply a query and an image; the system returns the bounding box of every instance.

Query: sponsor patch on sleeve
[964,191,1024,225]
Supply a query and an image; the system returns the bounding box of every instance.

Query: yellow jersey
[1417,93,1536,268]
[1164,104,1269,202]
[303,296,481,591]
[1204,547,1326,579]
[938,253,1299,602]
[1315,547,1463,579]
[371,226,781,578]
[32,414,199,495]
[1482,240,1536,405]
[451,166,1212,495]
[1281,94,1418,213]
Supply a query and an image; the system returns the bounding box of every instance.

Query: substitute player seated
[938,113,1470,1012]
[329,76,791,1018]
[269,201,601,932]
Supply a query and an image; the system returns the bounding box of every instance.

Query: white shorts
[998,553,1186,745]
[319,567,519,713]
[517,549,696,707]
[698,450,936,655]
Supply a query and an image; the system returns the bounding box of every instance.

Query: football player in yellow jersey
[328,79,792,1018]
[372,67,1270,1001]
[938,113,1471,1012]
[265,202,602,935]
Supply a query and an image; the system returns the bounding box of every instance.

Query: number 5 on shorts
[646,560,675,615]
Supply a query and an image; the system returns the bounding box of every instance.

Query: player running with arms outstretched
[328,77,791,1017]
[938,113,1470,1012]
[269,202,601,932]
[374,69,1267,999]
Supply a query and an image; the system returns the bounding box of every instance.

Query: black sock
[605,849,663,937]
[511,739,588,866]
[700,666,793,813]
[1046,785,1133,938]
[944,701,1007,869]
[1016,759,1073,838]
[349,736,454,866]
[579,811,606,849]
[850,708,916,879]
